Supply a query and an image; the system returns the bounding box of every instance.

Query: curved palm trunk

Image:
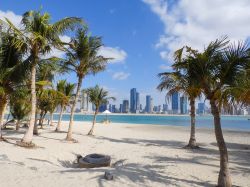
[88,110,98,135]
[55,105,64,132]
[38,110,44,127]
[16,120,20,131]
[210,99,232,187]
[49,112,53,126]
[22,64,36,144]
[0,98,7,140]
[186,98,198,148]
[66,77,82,141]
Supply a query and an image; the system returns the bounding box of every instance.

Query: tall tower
[81,91,89,112]
[171,92,179,114]
[180,96,188,114]
[130,88,137,113]
[146,95,152,113]
[136,92,140,111]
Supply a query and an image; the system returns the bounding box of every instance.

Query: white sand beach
[1,121,250,187]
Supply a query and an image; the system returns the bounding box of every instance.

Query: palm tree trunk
[88,110,98,135]
[0,98,7,140]
[16,120,20,131]
[49,112,53,126]
[210,99,232,187]
[66,76,83,141]
[22,63,36,144]
[38,110,44,127]
[187,98,198,148]
[33,110,39,135]
[55,105,64,132]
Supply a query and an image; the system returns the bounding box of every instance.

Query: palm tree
[175,37,250,187]
[0,10,82,145]
[63,27,111,141]
[157,69,201,148]
[10,88,31,130]
[86,85,115,135]
[55,80,75,132]
[0,32,27,139]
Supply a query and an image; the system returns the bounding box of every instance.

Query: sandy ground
[1,121,250,187]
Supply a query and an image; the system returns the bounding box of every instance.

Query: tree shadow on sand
[58,161,214,187]
[95,136,187,148]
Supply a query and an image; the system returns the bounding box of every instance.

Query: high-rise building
[180,96,188,114]
[119,104,123,113]
[122,100,129,113]
[198,103,205,114]
[99,104,107,112]
[130,88,137,113]
[171,92,179,114]
[80,91,89,112]
[145,95,152,113]
[136,92,140,110]
[111,105,116,113]
[163,104,168,112]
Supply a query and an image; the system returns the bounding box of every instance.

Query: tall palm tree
[0,10,82,145]
[63,27,111,141]
[157,69,201,148]
[175,37,250,187]
[86,85,115,135]
[0,32,27,139]
[55,80,75,132]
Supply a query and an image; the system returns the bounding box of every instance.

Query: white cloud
[143,0,250,62]
[159,64,172,71]
[112,71,130,80]
[0,10,71,59]
[0,10,22,27]
[98,46,127,64]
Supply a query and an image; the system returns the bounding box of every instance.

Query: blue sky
[1,0,250,107]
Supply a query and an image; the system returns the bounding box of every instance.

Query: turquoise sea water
[53,114,250,131]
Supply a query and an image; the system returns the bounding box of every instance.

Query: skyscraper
[80,91,89,112]
[119,104,123,113]
[171,92,179,114]
[130,88,137,113]
[122,100,129,113]
[136,92,140,111]
[180,96,188,114]
[145,95,152,113]
[198,102,205,114]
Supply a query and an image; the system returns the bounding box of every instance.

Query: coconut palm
[0,10,82,145]
[55,80,75,132]
[10,88,31,130]
[175,37,250,187]
[0,33,27,139]
[157,69,201,148]
[86,85,115,135]
[62,27,111,141]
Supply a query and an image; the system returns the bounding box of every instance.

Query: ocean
[52,114,250,131]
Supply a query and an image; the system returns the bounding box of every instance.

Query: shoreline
[53,112,250,117]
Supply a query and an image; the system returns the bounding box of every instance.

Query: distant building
[145,95,153,113]
[122,100,129,113]
[171,92,179,114]
[163,104,168,112]
[130,88,137,113]
[80,91,89,112]
[180,96,188,114]
[119,104,123,113]
[136,92,140,111]
[198,103,205,114]
[99,104,107,112]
